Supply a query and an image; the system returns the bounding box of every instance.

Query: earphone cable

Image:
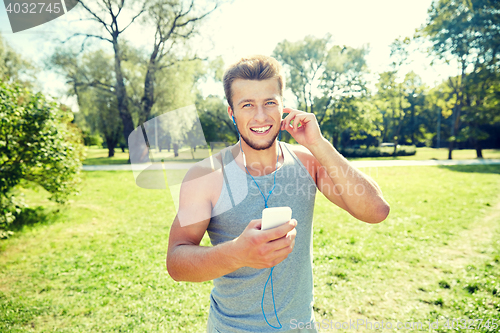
[233,118,283,329]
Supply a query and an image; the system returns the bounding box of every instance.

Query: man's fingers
[264,219,297,241]
[282,108,299,127]
[282,111,310,132]
[248,219,262,230]
[268,238,296,265]
[269,228,296,248]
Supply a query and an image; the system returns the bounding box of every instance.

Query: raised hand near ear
[281,108,324,149]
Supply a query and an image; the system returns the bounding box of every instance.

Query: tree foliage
[0,32,32,84]
[0,80,85,236]
[195,57,237,146]
[51,49,123,157]
[52,43,207,157]
[197,94,237,145]
[421,0,500,158]
[64,0,219,156]
[273,35,375,147]
[374,67,427,152]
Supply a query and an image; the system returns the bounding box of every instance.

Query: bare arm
[167,216,297,282]
[283,108,390,224]
[167,215,238,282]
[311,138,389,223]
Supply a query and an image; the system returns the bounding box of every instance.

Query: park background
[1,0,500,331]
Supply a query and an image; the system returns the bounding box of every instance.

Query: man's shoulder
[176,151,229,227]
[183,149,226,184]
[180,146,236,205]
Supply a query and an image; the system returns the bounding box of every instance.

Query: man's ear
[227,106,234,121]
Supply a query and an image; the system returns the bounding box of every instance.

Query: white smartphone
[261,207,292,230]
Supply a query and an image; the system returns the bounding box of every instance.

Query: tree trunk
[448,141,454,160]
[394,84,404,157]
[475,141,483,158]
[410,104,415,145]
[448,109,455,160]
[106,137,117,158]
[393,119,403,157]
[436,108,441,148]
[332,132,339,148]
[112,37,135,152]
[173,143,179,157]
[447,62,465,160]
[448,104,462,160]
[139,48,159,125]
[382,115,389,142]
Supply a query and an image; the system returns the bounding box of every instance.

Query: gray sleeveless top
[207,143,317,332]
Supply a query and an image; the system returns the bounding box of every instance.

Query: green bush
[339,145,416,158]
[81,130,103,147]
[0,80,85,237]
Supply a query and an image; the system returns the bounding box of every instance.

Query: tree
[389,37,410,155]
[0,32,32,84]
[422,81,456,148]
[421,0,500,158]
[52,43,207,158]
[374,70,427,149]
[273,35,373,147]
[461,67,500,157]
[197,94,237,145]
[401,72,427,145]
[273,35,330,114]
[65,0,219,157]
[137,0,218,125]
[374,71,399,144]
[320,44,371,132]
[50,49,123,157]
[321,94,382,148]
[0,80,84,237]
[195,57,237,146]
[77,82,123,158]
[148,58,205,118]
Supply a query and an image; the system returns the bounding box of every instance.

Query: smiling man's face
[229,78,283,151]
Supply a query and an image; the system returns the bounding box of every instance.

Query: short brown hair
[223,55,285,109]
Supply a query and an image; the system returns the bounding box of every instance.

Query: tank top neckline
[222,141,291,180]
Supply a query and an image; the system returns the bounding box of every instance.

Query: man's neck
[232,140,283,177]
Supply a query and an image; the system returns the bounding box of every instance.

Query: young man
[167,55,390,332]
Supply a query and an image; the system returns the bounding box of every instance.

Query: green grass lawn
[82,146,217,165]
[82,146,130,165]
[83,146,500,166]
[1,165,500,332]
[349,147,500,161]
